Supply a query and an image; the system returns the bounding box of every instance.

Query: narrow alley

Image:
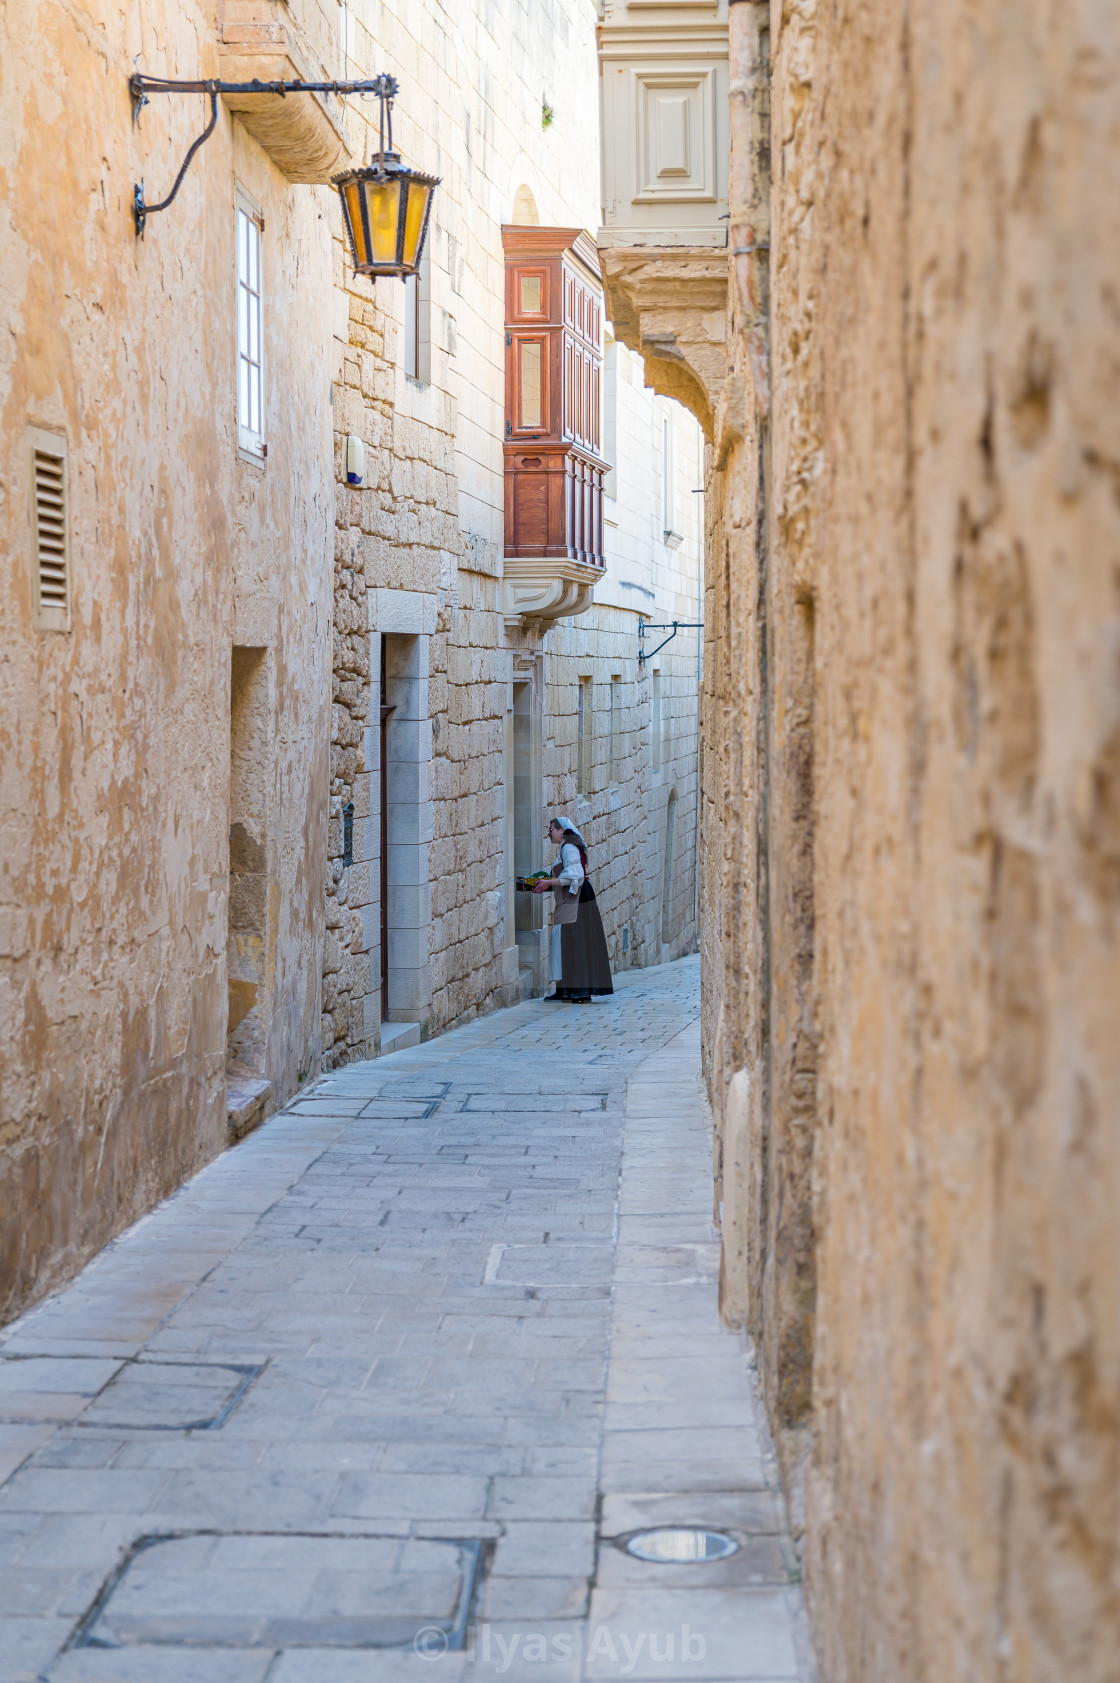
[0,960,813,1682]
[4,0,1117,1674]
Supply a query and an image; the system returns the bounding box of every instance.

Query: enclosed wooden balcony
[502,226,608,627]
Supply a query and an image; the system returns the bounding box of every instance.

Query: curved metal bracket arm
[130,72,398,99]
[133,86,219,238]
[129,72,400,240]
[637,619,704,666]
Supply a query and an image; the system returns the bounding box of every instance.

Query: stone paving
[0,959,814,1683]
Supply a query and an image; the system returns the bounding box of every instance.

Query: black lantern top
[333,77,440,281]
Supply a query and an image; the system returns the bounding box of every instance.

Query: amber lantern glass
[334,151,439,281]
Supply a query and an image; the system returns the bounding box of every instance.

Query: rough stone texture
[697,1,1120,1678]
[0,0,335,1323]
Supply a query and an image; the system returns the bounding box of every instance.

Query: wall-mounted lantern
[332,82,439,281]
[129,72,438,282]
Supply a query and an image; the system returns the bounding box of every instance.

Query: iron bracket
[129,72,399,238]
[637,619,704,666]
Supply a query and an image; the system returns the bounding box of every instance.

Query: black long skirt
[558,881,614,997]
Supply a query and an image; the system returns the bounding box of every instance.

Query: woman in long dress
[533,817,614,1002]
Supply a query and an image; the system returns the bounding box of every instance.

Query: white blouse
[554,842,585,897]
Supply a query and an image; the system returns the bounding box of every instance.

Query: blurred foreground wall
[675,1,1120,1676]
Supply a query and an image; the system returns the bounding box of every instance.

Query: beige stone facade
[0,0,345,1321]
[1,0,701,1320]
[600,0,1120,1677]
[321,0,703,1063]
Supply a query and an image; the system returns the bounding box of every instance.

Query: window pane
[520,274,541,314]
[247,220,258,291]
[402,179,431,268]
[367,178,401,264]
[250,368,260,435]
[237,210,247,283]
[249,294,259,364]
[520,340,542,429]
[239,358,249,430]
[344,183,368,267]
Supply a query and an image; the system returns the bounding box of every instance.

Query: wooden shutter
[29,428,70,632]
[502,226,607,568]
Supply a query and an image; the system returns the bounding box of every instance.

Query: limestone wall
[702,0,1120,1675]
[322,0,703,1059]
[0,0,337,1318]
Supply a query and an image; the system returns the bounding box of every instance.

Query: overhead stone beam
[598,247,729,440]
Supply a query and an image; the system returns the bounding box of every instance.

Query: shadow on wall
[227,645,272,1077]
[661,788,676,960]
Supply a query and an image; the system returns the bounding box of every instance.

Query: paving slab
[0,959,813,1682]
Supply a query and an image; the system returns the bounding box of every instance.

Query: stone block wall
[428,587,510,1030]
[0,0,335,1319]
[327,269,703,1053]
[322,0,703,1057]
[543,606,701,971]
[701,1,1120,1677]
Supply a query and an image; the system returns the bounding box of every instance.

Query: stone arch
[505,155,546,227]
[511,183,541,225]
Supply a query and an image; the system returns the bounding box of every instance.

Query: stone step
[380,1019,421,1054]
[225,1074,270,1139]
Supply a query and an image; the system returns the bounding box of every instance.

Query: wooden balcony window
[502,227,608,572]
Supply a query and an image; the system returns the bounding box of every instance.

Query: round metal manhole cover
[624,1528,739,1563]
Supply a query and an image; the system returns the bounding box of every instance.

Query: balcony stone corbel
[502,557,601,634]
[217,0,353,182]
[598,247,729,441]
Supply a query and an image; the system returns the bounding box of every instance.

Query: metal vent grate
[30,430,70,631]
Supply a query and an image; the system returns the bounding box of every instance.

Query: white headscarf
[553,815,588,850]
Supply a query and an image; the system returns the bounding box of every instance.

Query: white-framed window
[338,0,354,70]
[651,670,662,771]
[609,675,622,785]
[661,410,683,547]
[236,189,265,458]
[577,676,592,794]
[403,253,431,384]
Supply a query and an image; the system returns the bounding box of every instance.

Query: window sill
[238,444,268,471]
